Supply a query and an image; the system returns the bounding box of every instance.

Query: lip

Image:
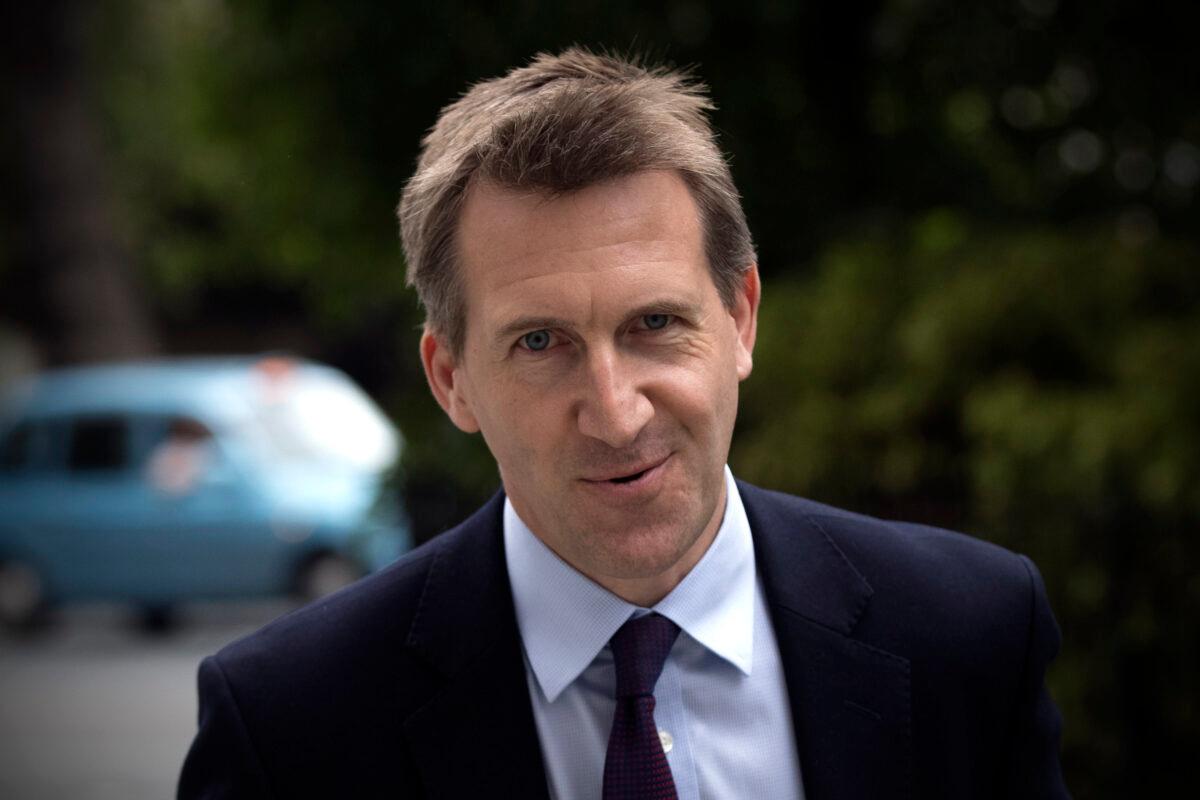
[578,454,671,498]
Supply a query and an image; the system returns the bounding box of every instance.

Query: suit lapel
[401,494,550,800]
[740,482,913,800]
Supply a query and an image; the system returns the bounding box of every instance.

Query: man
[180,48,1068,799]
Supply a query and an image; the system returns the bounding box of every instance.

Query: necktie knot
[610,613,680,699]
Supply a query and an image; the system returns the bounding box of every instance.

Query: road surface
[0,602,292,800]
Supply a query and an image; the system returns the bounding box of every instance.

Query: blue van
[0,356,412,628]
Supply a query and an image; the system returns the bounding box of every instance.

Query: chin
[582,518,706,579]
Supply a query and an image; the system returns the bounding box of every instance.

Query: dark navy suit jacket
[178,481,1069,798]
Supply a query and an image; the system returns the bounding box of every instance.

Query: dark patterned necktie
[602,612,682,800]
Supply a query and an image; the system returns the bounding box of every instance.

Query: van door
[140,414,277,598]
[25,414,164,600]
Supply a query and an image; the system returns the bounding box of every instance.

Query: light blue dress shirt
[504,467,806,800]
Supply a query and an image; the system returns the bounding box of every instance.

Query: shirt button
[658,729,674,753]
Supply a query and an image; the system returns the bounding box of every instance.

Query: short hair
[398,47,756,354]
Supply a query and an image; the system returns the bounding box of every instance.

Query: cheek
[653,361,736,429]
[473,378,566,464]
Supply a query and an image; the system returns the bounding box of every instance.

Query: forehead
[455,171,710,326]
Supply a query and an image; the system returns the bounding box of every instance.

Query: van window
[67,416,130,472]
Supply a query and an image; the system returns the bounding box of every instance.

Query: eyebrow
[490,298,703,347]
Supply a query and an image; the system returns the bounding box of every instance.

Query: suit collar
[408,481,877,671]
[737,479,874,634]
[404,492,512,674]
[402,491,551,800]
[739,480,914,800]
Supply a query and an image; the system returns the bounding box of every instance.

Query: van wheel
[136,604,177,635]
[0,560,48,632]
[294,554,363,603]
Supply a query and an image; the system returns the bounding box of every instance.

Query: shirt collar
[504,466,757,702]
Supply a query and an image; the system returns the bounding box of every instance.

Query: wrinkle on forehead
[487,261,706,337]
[458,172,704,282]
[484,250,695,296]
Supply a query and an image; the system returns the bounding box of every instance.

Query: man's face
[421,170,759,603]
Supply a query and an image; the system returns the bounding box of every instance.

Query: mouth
[582,454,670,486]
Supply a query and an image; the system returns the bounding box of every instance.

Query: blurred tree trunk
[5,0,156,365]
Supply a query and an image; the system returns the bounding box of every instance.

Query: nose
[575,346,653,449]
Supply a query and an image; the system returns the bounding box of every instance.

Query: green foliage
[97,0,411,326]
[735,215,1200,794]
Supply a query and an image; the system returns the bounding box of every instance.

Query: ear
[731,263,761,381]
[420,328,480,433]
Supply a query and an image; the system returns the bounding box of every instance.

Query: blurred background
[1,0,1197,797]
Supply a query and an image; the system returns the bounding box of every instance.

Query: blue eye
[643,314,671,330]
[522,330,552,351]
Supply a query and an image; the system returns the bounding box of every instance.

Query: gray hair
[398,47,756,354]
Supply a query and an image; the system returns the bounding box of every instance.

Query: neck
[588,482,728,607]
[597,532,719,606]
